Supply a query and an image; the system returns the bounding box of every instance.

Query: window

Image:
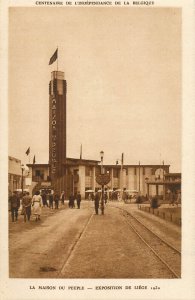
[113,168,119,178]
[85,166,92,177]
[35,170,41,177]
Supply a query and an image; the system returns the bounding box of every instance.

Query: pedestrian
[32,191,43,221]
[76,191,81,209]
[69,193,74,208]
[10,191,20,222]
[54,191,60,209]
[41,191,48,207]
[104,192,108,204]
[94,192,100,215]
[60,191,65,205]
[49,191,54,209]
[22,192,32,222]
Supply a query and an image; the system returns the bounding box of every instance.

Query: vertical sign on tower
[51,95,57,175]
[49,71,67,191]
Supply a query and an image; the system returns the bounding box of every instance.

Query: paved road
[9,201,181,278]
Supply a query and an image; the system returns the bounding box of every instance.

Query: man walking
[22,192,32,222]
[41,191,48,207]
[54,191,60,209]
[76,191,81,209]
[94,192,100,215]
[49,191,54,209]
[10,191,20,222]
[69,193,74,208]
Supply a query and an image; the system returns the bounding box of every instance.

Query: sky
[9,7,181,172]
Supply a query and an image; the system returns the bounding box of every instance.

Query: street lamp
[100,151,104,174]
[100,151,104,214]
[95,151,110,215]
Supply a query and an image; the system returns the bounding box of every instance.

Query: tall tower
[49,71,67,192]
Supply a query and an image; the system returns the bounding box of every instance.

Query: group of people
[94,192,108,215]
[10,190,84,223]
[10,190,42,222]
[68,192,81,209]
[44,191,62,209]
[9,189,110,223]
[9,189,66,223]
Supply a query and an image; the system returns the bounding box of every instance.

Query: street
[9,201,181,278]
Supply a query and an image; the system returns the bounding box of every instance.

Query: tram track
[111,205,181,278]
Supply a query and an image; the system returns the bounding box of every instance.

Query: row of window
[85,167,157,177]
[33,167,165,180]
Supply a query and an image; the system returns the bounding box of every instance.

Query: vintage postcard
[0,0,195,299]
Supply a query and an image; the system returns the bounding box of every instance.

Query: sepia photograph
[1,1,195,299]
[8,5,182,279]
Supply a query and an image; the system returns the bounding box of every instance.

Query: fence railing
[138,205,181,226]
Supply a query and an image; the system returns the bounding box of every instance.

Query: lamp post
[21,164,25,195]
[95,151,110,215]
[100,150,104,215]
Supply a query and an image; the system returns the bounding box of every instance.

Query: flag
[80,144,82,159]
[33,155,36,164]
[25,147,30,155]
[49,48,58,65]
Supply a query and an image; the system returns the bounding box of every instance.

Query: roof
[27,163,50,167]
[9,156,21,163]
[27,161,170,169]
[27,157,100,168]
[104,164,170,168]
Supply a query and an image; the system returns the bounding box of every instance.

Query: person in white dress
[32,191,43,221]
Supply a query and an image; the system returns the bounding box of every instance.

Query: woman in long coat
[32,191,43,221]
